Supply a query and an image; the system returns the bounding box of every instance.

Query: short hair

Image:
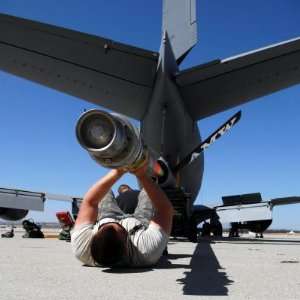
[118,184,131,194]
[90,223,127,267]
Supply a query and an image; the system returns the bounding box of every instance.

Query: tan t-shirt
[71,217,169,267]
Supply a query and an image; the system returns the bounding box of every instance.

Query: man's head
[118,184,132,194]
[90,222,128,267]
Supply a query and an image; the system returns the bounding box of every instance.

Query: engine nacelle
[0,207,28,221]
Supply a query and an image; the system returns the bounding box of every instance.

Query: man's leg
[116,191,139,214]
[133,189,155,226]
[98,190,127,221]
[134,189,169,256]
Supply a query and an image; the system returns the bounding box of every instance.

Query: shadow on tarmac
[176,241,233,296]
[101,254,192,274]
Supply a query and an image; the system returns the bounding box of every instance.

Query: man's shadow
[101,254,191,274]
[103,240,233,296]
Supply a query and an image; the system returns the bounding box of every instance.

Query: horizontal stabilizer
[0,13,158,120]
[177,37,300,120]
[270,197,300,207]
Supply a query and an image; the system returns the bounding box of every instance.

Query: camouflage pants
[98,189,154,226]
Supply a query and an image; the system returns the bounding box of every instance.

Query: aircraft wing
[176,37,300,120]
[0,13,158,120]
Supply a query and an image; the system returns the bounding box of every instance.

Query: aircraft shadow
[176,241,233,296]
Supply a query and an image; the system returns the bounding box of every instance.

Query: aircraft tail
[162,0,197,64]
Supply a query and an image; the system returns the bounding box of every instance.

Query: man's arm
[132,164,174,235]
[75,169,125,226]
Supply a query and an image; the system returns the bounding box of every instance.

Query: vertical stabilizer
[162,0,197,63]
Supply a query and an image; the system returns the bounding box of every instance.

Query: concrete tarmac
[1,232,300,300]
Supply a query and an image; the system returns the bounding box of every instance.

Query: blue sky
[0,0,299,229]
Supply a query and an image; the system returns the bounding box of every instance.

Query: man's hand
[75,168,126,226]
[129,158,148,178]
[115,167,128,177]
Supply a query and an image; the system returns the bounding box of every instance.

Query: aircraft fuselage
[141,34,203,206]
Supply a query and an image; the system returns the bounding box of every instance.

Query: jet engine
[0,207,28,221]
[76,109,175,187]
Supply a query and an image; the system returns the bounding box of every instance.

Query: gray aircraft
[0,1,300,240]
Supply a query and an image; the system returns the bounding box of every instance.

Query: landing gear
[187,218,199,243]
[229,223,240,238]
[200,219,223,238]
[256,233,264,238]
[210,219,223,237]
[201,221,211,237]
[164,187,223,242]
[185,217,223,241]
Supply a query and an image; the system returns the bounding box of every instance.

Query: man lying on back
[71,161,173,267]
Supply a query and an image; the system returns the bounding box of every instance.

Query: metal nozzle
[76,109,143,168]
[76,109,176,187]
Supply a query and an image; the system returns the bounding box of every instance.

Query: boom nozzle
[76,109,176,187]
[76,109,144,169]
